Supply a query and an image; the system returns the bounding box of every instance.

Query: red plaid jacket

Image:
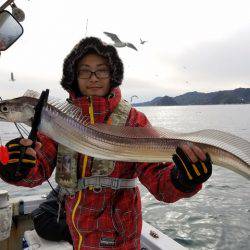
[1,88,201,249]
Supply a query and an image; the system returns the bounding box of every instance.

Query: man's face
[77,53,111,97]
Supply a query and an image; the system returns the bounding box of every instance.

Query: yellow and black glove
[0,138,37,182]
[171,146,212,192]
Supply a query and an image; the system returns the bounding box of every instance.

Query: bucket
[0,190,12,241]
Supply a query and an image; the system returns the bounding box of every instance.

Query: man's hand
[19,138,42,158]
[0,138,41,182]
[171,143,212,191]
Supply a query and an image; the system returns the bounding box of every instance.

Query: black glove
[0,138,37,182]
[171,146,212,192]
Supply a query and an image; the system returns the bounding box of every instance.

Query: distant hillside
[136,96,178,106]
[134,88,250,106]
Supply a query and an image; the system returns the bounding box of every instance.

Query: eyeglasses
[78,69,110,79]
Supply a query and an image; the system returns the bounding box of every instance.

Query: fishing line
[14,122,24,138]
[17,123,29,136]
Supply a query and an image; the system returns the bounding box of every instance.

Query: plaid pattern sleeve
[129,108,202,203]
[136,162,202,203]
[1,132,58,188]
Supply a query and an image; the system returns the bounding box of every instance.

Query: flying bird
[130,95,139,103]
[103,32,137,51]
[140,38,147,44]
[10,72,15,81]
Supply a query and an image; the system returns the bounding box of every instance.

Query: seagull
[10,72,15,81]
[140,38,147,44]
[103,32,137,51]
[130,95,139,103]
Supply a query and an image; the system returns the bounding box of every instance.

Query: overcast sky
[0,0,250,102]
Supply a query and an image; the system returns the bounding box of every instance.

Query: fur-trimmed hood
[60,37,124,95]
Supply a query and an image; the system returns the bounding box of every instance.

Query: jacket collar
[69,87,121,123]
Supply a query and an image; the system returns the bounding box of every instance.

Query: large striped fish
[0,90,249,179]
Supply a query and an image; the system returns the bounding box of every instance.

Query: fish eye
[0,106,8,113]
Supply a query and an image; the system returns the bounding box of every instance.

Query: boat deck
[0,193,186,250]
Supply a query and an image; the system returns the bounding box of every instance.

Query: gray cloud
[121,77,178,101]
[160,26,250,90]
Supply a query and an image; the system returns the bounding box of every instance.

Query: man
[0,37,212,249]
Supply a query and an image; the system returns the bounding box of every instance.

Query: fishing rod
[18,89,58,194]
[29,89,49,142]
[1,90,57,193]
[16,89,49,152]
[17,89,49,164]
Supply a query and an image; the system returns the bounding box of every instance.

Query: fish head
[0,97,35,125]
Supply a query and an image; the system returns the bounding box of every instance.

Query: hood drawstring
[88,96,95,125]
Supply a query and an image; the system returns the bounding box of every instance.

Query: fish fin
[23,89,90,125]
[23,89,41,99]
[46,99,89,125]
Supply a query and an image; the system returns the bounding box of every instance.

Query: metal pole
[0,0,15,12]
[85,18,88,37]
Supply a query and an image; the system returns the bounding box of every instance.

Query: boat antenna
[85,18,88,37]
